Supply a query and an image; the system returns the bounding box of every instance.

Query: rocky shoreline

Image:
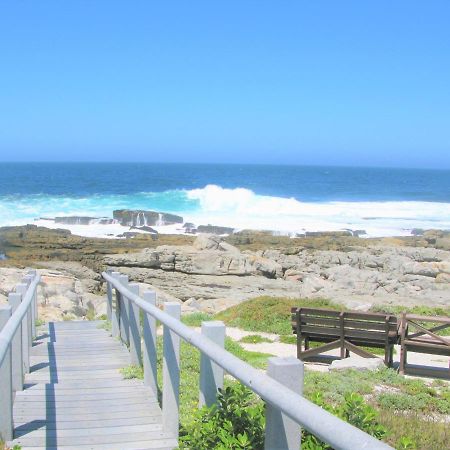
[0,225,449,320]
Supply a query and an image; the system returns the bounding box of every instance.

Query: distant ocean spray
[0,162,449,237]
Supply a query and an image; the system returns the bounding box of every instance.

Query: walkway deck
[11,321,177,450]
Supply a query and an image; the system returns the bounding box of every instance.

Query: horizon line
[0,160,449,172]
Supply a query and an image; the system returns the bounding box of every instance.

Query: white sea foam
[1,184,449,238]
[185,185,450,237]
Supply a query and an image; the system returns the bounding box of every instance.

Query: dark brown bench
[291,307,399,367]
[399,313,450,376]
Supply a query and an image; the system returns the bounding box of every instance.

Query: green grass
[120,335,271,425]
[371,304,450,317]
[85,306,96,321]
[279,335,297,344]
[98,319,112,332]
[379,411,450,450]
[215,296,340,335]
[239,334,273,344]
[181,312,212,327]
[35,318,45,327]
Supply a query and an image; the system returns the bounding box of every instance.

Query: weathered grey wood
[15,283,30,374]
[111,272,121,338]
[265,357,303,450]
[0,305,13,442]
[143,290,158,397]
[199,320,225,407]
[14,415,161,430]
[8,292,24,392]
[106,268,113,322]
[162,302,181,439]
[128,283,142,366]
[13,440,178,450]
[15,422,163,438]
[14,429,175,446]
[12,320,174,450]
[27,271,38,334]
[118,274,130,345]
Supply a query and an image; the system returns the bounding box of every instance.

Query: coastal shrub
[179,384,265,449]
[239,334,272,344]
[215,296,340,335]
[301,392,386,449]
[180,387,387,450]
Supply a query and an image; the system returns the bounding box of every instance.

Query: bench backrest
[291,307,398,343]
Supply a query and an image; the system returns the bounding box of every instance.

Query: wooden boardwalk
[11,320,177,450]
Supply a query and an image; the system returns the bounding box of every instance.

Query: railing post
[8,292,24,392]
[118,274,130,346]
[26,271,37,338]
[0,305,13,442]
[199,321,225,407]
[265,357,303,450]
[128,283,142,366]
[143,291,158,397]
[162,302,181,439]
[111,272,121,338]
[106,268,113,322]
[16,283,30,374]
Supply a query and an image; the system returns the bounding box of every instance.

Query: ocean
[0,162,449,238]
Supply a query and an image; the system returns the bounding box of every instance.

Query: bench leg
[388,345,394,367]
[399,344,406,375]
[340,339,345,359]
[384,346,390,366]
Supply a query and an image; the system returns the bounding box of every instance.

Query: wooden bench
[291,307,399,367]
[399,313,450,376]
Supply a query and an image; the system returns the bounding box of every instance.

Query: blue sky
[0,1,449,168]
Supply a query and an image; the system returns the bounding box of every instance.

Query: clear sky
[0,1,449,168]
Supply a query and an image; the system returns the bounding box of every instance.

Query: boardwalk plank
[12,321,176,450]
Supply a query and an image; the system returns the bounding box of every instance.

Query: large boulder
[193,234,239,253]
[104,235,283,278]
[113,210,183,227]
[197,225,234,235]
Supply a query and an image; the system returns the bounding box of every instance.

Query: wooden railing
[0,270,40,442]
[399,313,450,375]
[103,270,393,450]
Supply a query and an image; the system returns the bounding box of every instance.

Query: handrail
[0,270,40,442]
[0,274,40,368]
[103,271,392,450]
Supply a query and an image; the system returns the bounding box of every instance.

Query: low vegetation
[239,334,273,344]
[0,443,21,450]
[179,296,450,449]
[120,297,449,449]
[215,296,339,335]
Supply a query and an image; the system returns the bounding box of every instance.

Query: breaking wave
[0,184,450,238]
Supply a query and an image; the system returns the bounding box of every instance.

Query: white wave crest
[185,184,450,236]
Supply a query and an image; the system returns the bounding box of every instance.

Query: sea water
[0,162,449,238]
